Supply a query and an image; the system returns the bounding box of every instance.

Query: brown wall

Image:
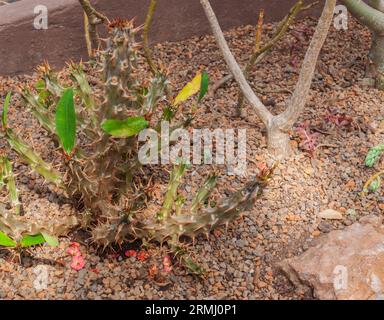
[0,0,320,76]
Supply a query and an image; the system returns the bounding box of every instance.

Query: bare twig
[143,0,159,75]
[199,0,272,125]
[83,12,93,58]
[212,1,315,95]
[235,9,265,114]
[78,0,109,57]
[200,0,335,157]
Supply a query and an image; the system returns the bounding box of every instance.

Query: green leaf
[162,106,176,121]
[365,145,384,167]
[20,233,46,248]
[41,232,59,247]
[173,73,202,106]
[70,64,95,110]
[0,231,17,247]
[55,88,76,154]
[190,174,217,213]
[35,80,51,105]
[198,71,209,102]
[102,116,149,138]
[2,92,12,129]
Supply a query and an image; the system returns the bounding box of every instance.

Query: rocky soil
[0,15,383,300]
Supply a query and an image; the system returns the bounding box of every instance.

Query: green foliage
[1,20,269,274]
[363,145,384,195]
[5,129,62,186]
[0,230,58,248]
[365,145,384,167]
[0,231,17,247]
[102,116,149,138]
[1,92,12,129]
[198,71,209,103]
[55,88,77,154]
[174,72,209,106]
[20,234,46,248]
[369,177,381,193]
[41,232,59,247]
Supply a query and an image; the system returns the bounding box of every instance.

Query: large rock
[277,215,384,300]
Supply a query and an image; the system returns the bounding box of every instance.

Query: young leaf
[102,116,149,138]
[365,145,384,167]
[0,231,17,247]
[2,92,12,129]
[41,232,59,247]
[369,176,381,193]
[55,88,76,154]
[20,233,46,248]
[174,73,202,106]
[198,71,209,102]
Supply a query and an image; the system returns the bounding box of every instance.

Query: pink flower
[124,250,137,258]
[66,243,86,271]
[70,255,85,271]
[163,255,173,273]
[66,242,82,256]
[70,242,80,248]
[66,247,81,256]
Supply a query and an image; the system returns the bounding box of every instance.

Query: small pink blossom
[163,255,173,273]
[70,242,80,248]
[66,242,82,256]
[66,247,81,256]
[70,255,85,271]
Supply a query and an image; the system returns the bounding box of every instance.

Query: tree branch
[143,0,159,75]
[78,0,109,55]
[341,0,384,33]
[212,1,319,94]
[275,0,336,131]
[200,0,273,125]
[366,0,384,13]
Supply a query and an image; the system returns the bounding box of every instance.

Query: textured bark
[267,124,292,159]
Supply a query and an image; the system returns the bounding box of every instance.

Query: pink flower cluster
[66,242,86,271]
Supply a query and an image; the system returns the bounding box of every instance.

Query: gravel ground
[0,15,383,300]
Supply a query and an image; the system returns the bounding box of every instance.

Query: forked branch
[78,0,109,56]
[199,0,273,125]
[200,0,336,157]
[275,0,336,130]
[143,0,159,75]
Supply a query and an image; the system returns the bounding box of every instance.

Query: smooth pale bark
[275,0,336,131]
[200,0,336,158]
[341,0,384,88]
[199,0,272,126]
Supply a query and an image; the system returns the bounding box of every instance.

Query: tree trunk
[267,123,291,159]
[200,0,335,159]
[369,32,384,89]
[341,0,384,89]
